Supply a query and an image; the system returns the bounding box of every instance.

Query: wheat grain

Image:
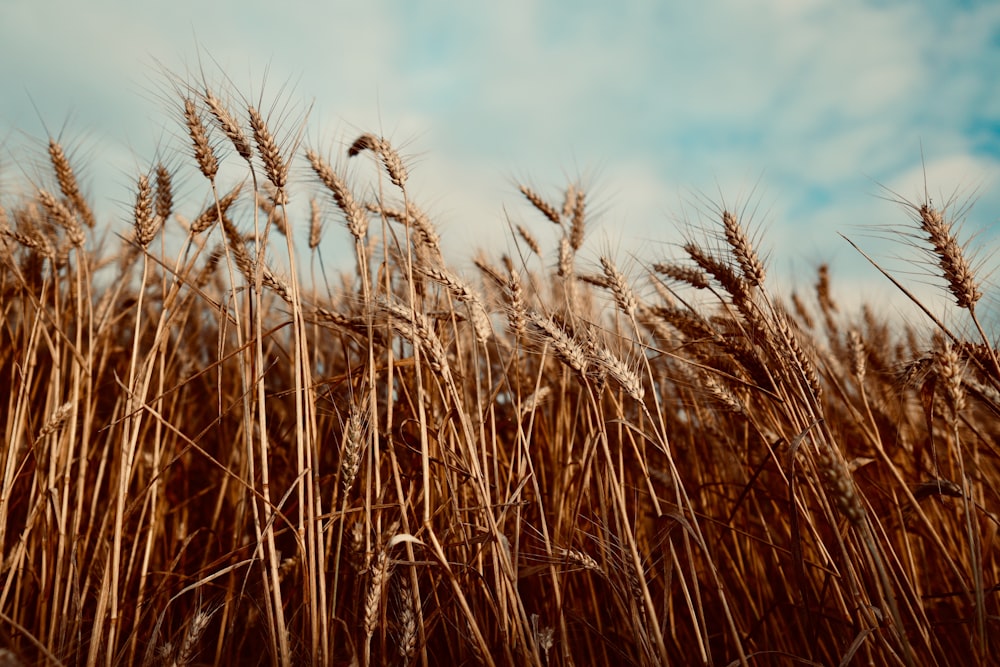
[599,257,638,319]
[557,548,600,572]
[202,89,253,162]
[176,609,212,666]
[416,265,492,344]
[918,203,982,310]
[684,242,751,307]
[183,97,219,181]
[37,189,84,248]
[849,330,866,380]
[191,183,242,233]
[569,188,586,252]
[652,262,710,290]
[397,584,417,659]
[516,224,541,256]
[154,164,173,225]
[308,197,322,250]
[306,149,367,241]
[526,310,588,375]
[248,106,288,204]
[935,341,966,416]
[348,133,407,189]
[591,344,644,401]
[37,401,74,440]
[341,404,365,496]
[133,174,158,247]
[519,184,561,225]
[364,549,391,639]
[722,210,765,287]
[48,139,95,228]
[813,440,866,526]
[367,200,440,257]
[377,299,452,379]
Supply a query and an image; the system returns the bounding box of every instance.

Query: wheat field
[0,77,997,666]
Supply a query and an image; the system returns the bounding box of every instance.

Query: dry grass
[0,78,998,667]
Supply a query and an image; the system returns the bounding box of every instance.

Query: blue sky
[2,0,1000,322]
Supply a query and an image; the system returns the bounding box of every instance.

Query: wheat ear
[183,97,219,181]
[348,133,407,188]
[306,149,367,242]
[248,106,288,204]
[48,139,95,228]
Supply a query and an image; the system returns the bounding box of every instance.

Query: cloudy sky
[2,0,999,323]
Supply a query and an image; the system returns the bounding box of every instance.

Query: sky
[2,0,1000,325]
